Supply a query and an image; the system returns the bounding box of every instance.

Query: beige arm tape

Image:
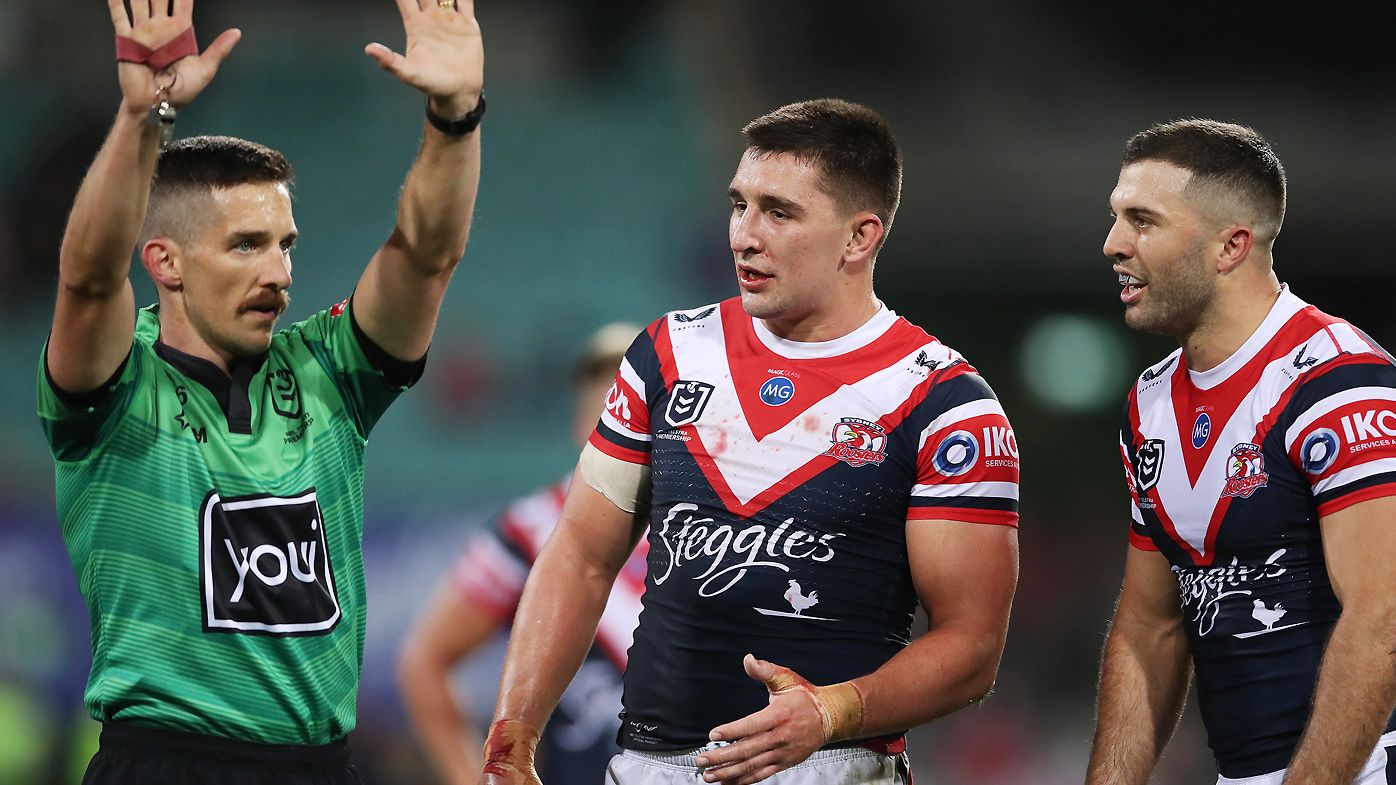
[766,667,867,743]
[578,441,650,514]
[813,681,866,743]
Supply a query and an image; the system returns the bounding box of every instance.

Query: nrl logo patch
[1135,438,1164,492]
[664,380,714,427]
[823,418,888,468]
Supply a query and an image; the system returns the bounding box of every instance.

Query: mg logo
[758,376,795,406]
[200,488,341,635]
[1191,412,1212,449]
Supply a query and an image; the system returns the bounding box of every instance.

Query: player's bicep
[548,467,647,579]
[1114,546,1184,629]
[48,278,137,394]
[906,519,1018,642]
[1320,495,1396,612]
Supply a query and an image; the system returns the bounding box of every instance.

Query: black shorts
[82,722,365,785]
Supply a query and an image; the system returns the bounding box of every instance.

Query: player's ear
[1216,225,1254,274]
[843,213,884,267]
[141,237,184,291]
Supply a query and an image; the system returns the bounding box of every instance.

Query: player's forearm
[849,622,1006,737]
[398,649,482,785]
[491,536,618,730]
[391,104,481,275]
[1282,607,1396,785]
[59,107,161,296]
[1085,617,1191,785]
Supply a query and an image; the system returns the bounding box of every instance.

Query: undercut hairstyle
[141,135,294,245]
[1122,119,1287,247]
[742,99,903,239]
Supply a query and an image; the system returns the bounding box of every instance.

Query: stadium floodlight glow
[1018,314,1128,412]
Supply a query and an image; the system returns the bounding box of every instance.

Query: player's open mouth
[738,265,773,284]
[1119,272,1145,304]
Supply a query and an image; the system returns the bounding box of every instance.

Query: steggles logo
[653,503,843,597]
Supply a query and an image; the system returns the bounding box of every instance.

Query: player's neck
[1180,278,1283,373]
[760,293,882,344]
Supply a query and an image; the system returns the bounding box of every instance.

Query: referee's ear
[140,237,184,292]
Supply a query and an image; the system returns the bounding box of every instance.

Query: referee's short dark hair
[142,136,294,244]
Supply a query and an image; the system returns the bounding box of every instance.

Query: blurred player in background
[398,322,648,785]
[480,98,1020,785]
[37,0,484,782]
[1089,119,1396,785]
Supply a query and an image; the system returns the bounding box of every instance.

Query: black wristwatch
[426,92,486,136]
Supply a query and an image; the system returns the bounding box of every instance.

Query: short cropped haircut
[1122,119,1286,246]
[142,135,294,244]
[742,99,903,237]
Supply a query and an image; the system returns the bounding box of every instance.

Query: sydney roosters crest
[1222,442,1269,499]
[823,418,888,468]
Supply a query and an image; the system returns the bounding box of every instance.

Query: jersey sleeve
[908,372,1019,526]
[36,340,142,463]
[286,297,422,438]
[588,322,664,465]
[1282,355,1396,517]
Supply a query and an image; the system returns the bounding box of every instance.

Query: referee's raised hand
[365,0,484,121]
[107,0,241,112]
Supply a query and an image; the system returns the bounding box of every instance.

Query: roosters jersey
[590,299,1019,750]
[452,477,648,782]
[1120,286,1396,779]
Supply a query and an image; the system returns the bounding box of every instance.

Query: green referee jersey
[37,299,419,745]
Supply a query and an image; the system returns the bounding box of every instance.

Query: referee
[37,1,484,782]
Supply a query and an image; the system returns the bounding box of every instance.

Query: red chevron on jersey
[1170,307,1342,488]
[1125,287,1394,565]
[649,299,968,518]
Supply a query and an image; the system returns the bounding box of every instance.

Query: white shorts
[1217,730,1396,785]
[605,746,912,785]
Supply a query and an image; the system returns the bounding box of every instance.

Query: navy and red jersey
[1120,286,1396,779]
[453,478,648,782]
[590,298,1019,750]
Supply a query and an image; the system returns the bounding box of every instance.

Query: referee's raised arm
[49,0,239,394]
[352,0,485,365]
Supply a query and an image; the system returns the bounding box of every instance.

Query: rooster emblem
[1252,600,1286,631]
[784,580,819,616]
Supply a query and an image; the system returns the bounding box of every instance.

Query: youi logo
[1191,412,1212,449]
[759,376,795,406]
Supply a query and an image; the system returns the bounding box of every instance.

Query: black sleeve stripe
[1274,359,1396,437]
[909,496,1018,513]
[596,425,651,454]
[348,297,427,389]
[44,344,131,410]
[1314,471,1396,509]
[903,370,1000,437]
